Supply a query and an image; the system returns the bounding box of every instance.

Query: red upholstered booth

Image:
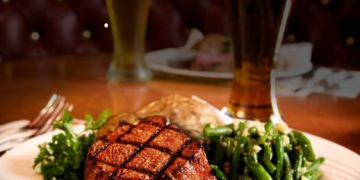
[0,0,359,69]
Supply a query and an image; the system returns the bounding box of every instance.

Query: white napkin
[277,67,360,98]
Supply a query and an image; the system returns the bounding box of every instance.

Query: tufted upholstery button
[346,37,355,46]
[321,0,330,5]
[286,34,297,43]
[82,30,91,39]
[30,32,40,41]
[104,23,109,28]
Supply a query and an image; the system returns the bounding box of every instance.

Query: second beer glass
[106,0,152,83]
[224,0,292,121]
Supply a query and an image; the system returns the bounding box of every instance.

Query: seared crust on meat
[85,116,216,180]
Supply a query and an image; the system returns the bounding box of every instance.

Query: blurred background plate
[146,48,233,79]
[146,42,313,79]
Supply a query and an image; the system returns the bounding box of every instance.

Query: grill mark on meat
[118,120,132,126]
[106,124,132,143]
[116,141,175,155]
[121,123,168,169]
[153,139,192,180]
[85,116,216,180]
[96,143,138,167]
[87,140,109,159]
[114,124,134,143]
[108,169,118,180]
[164,148,201,176]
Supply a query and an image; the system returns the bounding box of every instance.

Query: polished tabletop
[0,54,359,154]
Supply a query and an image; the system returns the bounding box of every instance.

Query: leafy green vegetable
[33,110,112,180]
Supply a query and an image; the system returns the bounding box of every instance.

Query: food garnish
[203,120,325,180]
[33,110,112,180]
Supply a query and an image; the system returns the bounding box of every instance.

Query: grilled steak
[84,116,216,180]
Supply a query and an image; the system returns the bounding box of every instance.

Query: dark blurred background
[0,0,359,69]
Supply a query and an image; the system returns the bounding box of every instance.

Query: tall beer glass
[224,0,292,121]
[106,0,152,83]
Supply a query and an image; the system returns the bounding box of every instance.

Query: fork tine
[34,98,66,136]
[0,95,75,154]
[54,103,72,121]
[52,102,74,123]
[28,96,63,129]
[32,95,65,129]
[27,94,59,128]
[43,103,74,133]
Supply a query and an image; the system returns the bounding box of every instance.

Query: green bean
[225,123,235,129]
[283,152,294,180]
[293,131,316,162]
[240,168,250,180]
[245,138,258,165]
[244,156,273,180]
[249,152,258,166]
[210,164,227,180]
[263,144,273,161]
[304,173,313,180]
[293,152,303,180]
[203,126,233,138]
[223,137,234,159]
[211,138,225,165]
[302,158,307,168]
[244,137,252,151]
[231,136,247,180]
[306,157,325,173]
[262,160,276,173]
[303,158,325,180]
[236,122,247,136]
[257,121,274,144]
[204,143,212,156]
[249,127,258,137]
[312,169,323,180]
[275,136,284,180]
[288,132,298,146]
[285,142,293,151]
[272,126,279,139]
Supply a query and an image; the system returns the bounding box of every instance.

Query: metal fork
[0,94,73,153]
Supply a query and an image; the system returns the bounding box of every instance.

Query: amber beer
[106,0,152,82]
[224,0,292,121]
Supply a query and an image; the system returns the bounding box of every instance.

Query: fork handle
[0,129,36,146]
[0,120,29,135]
[0,139,24,153]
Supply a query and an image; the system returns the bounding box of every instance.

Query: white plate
[276,42,314,78]
[0,125,359,180]
[145,43,313,79]
[146,48,233,79]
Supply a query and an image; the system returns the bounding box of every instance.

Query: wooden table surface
[0,54,359,154]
